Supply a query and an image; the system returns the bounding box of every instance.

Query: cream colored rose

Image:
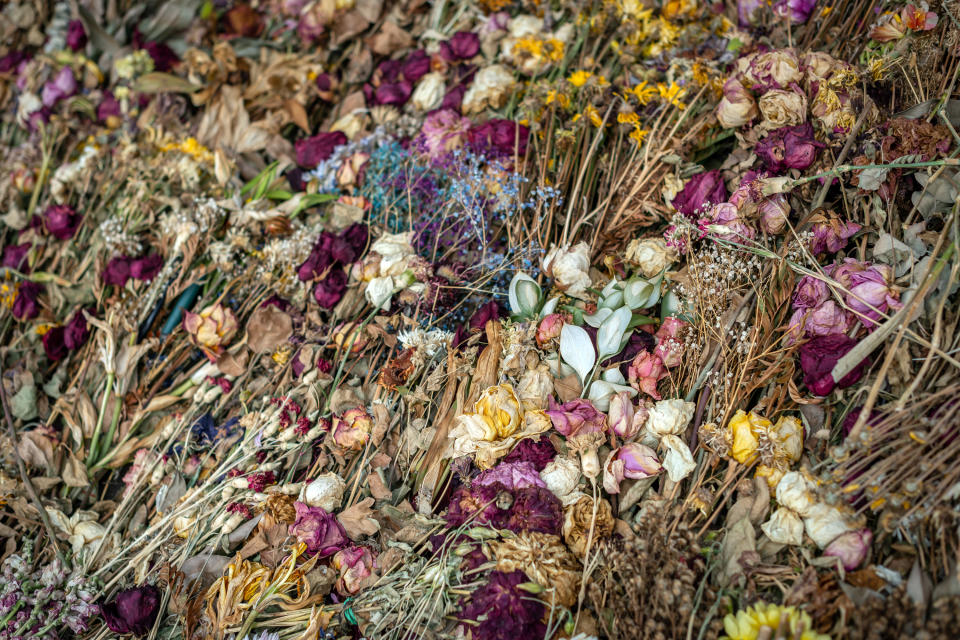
[758,89,807,130]
[659,434,696,482]
[803,503,857,549]
[625,237,675,277]
[646,399,695,437]
[775,471,816,516]
[540,456,581,499]
[716,78,758,128]
[542,242,592,297]
[302,472,346,512]
[761,508,804,545]
[411,72,445,112]
[516,364,554,410]
[462,65,515,114]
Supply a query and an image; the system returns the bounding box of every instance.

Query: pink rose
[602,443,662,494]
[607,391,647,439]
[333,546,376,595]
[289,501,349,558]
[823,528,872,569]
[653,317,688,367]
[627,351,668,400]
[545,398,606,437]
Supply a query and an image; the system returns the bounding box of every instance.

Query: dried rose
[332,545,376,595]
[627,351,668,400]
[11,281,43,320]
[41,67,78,107]
[803,502,857,548]
[289,501,349,558]
[462,64,515,114]
[44,204,82,240]
[545,397,606,437]
[792,274,830,310]
[410,72,445,112]
[671,170,728,218]
[1,243,30,272]
[475,460,547,490]
[743,50,803,90]
[728,410,771,464]
[773,0,818,23]
[302,473,346,512]
[809,218,860,255]
[646,398,695,437]
[705,202,756,243]
[758,90,807,130]
[625,237,675,277]
[295,131,347,169]
[418,109,472,158]
[823,528,872,569]
[716,78,759,129]
[99,585,161,636]
[602,443,661,493]
[542,242,592,297]
[758,195,791,234]
[67,20,87,51]
[607,390,646,439]
[761,508,805,545]
[539,456,581,499]
[832,259,902,326]
[503,438,556,470]
[563,495,614,556]
[458,571,546,640]
[799,333,869,396]
[331,407,373,450]
[182,303,238,360]
[313,269,348,309]
[755,122,823,174]
[536,313,565,348]
[441,31,481,60]
[470,119,530,158]
[789,300,855,339]
[653,317,688,367]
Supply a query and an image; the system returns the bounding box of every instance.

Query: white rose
[370,231,415,276]
[757,89,807,130]
[659,434,696,482]
[365,275,396,310]
[646,399,696,437]
[516,365,554,410]
[803,503,857,549]
[508,15,543,38]
[540,456,581,499]
[775,471,816,517]
[761,508,804,545]
[411,72,445,112]
[542,242,592,297]
[302,472,346,512]
[462,65,515,114]
[625,237,675,277]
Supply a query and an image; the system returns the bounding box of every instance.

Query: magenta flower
[130,254,164,281]
[671,170,727,218]
[536,313,564,348]
[774,0,818,23]
[43,308,92,360]
[502,438,556,471]
[42,326,68,361]
[809,218,860,255]
[799,333,870,395]
[289,501,350,558]
[99,584,161,636]
[11,281,43,320]
[627,351,668,400]
[823,528,872,569]
[474,461,547,490]
[755,122,824,174]
[805,300,856,336]
[469,300,503,332]
[44,204,82,240]
[401,50,431,82]
[758,195,791,234]
[1,243,31,272]
[67,20,88,51]
[375,81,413,106]
[545,397,606,437]
[103,256,132,286]
[608,391,646,439]
[792,275,830,310]
[832,259,902,327]
[313,269,348,309]
[441,31,480,61]
[419,108,472,158]
[295,131,347,169]
[902,3,938,30]
[41,66,78,108]
[98,91,122,124]
[458,571,547,640]
[469,119,529,158]
[501,486,563,534]
[602,443,662,494]
[333,545,376,595]
[705,202,756,243]
[132,29,179,71]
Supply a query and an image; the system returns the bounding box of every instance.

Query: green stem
[86,372,115,467]
[98,396,123,461]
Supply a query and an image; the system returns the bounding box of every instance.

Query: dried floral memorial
[1,0,960,638]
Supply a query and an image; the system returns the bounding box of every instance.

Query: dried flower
[503,438,556,470]
[99,585,161,636]
[410,72,445,111]
[776,471,816,516]
[809,217,860,254]
[758,195,791,234]
[727,410,770,464]
[67,20,88,51]
[289,502,349,558]
[744,50,803,90]
[659,434,696,482]
[313,269,347,308]
[458,571,546,640]
[296,131,347,169]
[799,333,869,395]
[755,122,823,174]
[646,398,695,437]
[545,397,606,437]
[803,502,857,548]
[722,601,829,640]
[475,461,547,490]
[772,0,819,24]
[902,2,938,31]
[419,109,472,158]
[757,89,807,130]
[607,391,646,439]
[602,443,661,493]
[761,507,805,545]
[331,407,373,450]
[539,456,581,499]
[625,237,675,277]
[653,317,688,367]
[671,170,728,218]
[44,204,82,240]
[183,303,238,360]
[792,275,830,310]
[462,65,515,114]
[832,259,902,326]
[535,313,564,349]
[490,532,581,607]
[627,351,668,399]
[716,78,758,129]
[563,495,614,556]
[302,472,346,511]
[542,242,592,297]
[822,528,872,569]
[332,546,376,595]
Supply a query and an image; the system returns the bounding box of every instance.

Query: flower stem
[87,372,115,467]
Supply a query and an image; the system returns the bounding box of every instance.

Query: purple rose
[805,300,855,336]
[377,59,402,83]
[42,326,68,361]
[401,50,431,82]
[800,333,869,396]
[2,243,31,272]
[756,122,823,174]
[132,30,179,72]
[0,51,29,73]
[468,300,502,332]
[832,259,902,326]
[441,31,480,61]
[289,502,350,558]
[706,201,756,242]
[545,397,606,437]
[810,219,860,255]
[44,204,82,240]
[11,281,42,320]
[41,67,78,108]
[339,223,368,258]
[469,119,529,158]
[98,91,122,124]
[440,85,466,111]
[774,0,818,23]
[458,571,547,640]
[295,131,347,169]
[67,20,88,51]
[474,461,547,490]
[99,585,161,636]
[298,232,336,281]
[375,81,412,106]
[502,438,556,471]
[313,269,347,308]
[64,310,91,350]
[103,256,132,287]
[672,170,728,218]
[501,486,563,535]
[792,274,830,310]
[130,254,163,281]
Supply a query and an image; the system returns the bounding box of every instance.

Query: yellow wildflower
[617,111,641,125]
[722,602,830,640]
[584,105,603,127]
[629,127,649,145]
[568,70,593,87]
[657,82,687,109]
[631,81,657,105]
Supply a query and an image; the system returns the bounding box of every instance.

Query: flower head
[296,131,347,169]
[289,502,349,558]
[809,217,860,255]
[902,3,938,30]
[716,78,758,129]
[44,204,82,240]
[627,351,668,399]
[542,242,592,297]
[607,390,646,439]
[458,571,546,640]
[332,546,376,595]
[799,333,869,395]
[773,0,819,24]
[823,528,872,569]
[602,443,661,493]
[183,303,238,360]
[99,585,161,636]
[331,407,373,450]
[545,397,606,437]
[755,122,823,174]
[672,170,727,218]
[722,601,829,640]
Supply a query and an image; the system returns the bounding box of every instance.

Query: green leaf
[11,383,37,421]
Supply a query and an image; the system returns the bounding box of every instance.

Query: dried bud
[602,443,661,493]
[822,528,872,569]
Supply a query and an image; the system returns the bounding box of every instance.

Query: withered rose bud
[183,303,238,360]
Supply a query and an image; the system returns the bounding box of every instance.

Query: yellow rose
[473,384,523,439]
[729,410,772,464]
[183,302,238,360]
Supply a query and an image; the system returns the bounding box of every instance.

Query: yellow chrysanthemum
[657,81,687,109]
[568,70,593,87]
[629,127,649,145]
[722,602,830,640]
[631,81,657,105]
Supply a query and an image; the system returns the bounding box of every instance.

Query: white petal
[560,323,596,384]
[660,434,696,482]
[597,306,632,359]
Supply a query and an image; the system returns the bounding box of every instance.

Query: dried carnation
[490,531,581,607]
[562,495,614,556]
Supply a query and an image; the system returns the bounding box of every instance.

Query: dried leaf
[560,324,596,385]
[367,20,414,55]
[61,449,90,488]
[246,305,294,354]
[17,429,55,473]
[337,497,380,539]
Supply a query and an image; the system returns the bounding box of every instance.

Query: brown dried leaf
[337,497,380,539]
[17,429,56,473]
[246,305,294,354]
[366,20,413,56]
[61,448,90,488]
[368,472,391,501]
[217,348,250,377]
